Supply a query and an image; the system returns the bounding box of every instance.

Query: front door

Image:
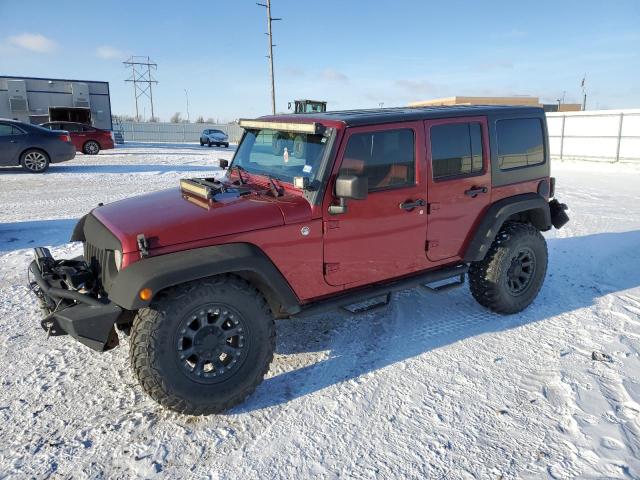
[323,122,429,287]
[424,116,492,261]
[0,123,24,165]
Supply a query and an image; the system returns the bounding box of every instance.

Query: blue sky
[1,0,638,121]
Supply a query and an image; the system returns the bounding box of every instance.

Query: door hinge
[426,240,439,251]
[324,262,340,274]
[427,203,440,214]
[323,220,340,233]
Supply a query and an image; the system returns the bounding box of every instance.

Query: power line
[124,56,158,121]
[257,0,281,114]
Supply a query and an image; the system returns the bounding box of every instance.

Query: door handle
[399,199,426,210]
[464,186,488,198]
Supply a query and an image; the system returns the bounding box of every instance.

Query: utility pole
[124,56,158,121]
[581,75,587,111]
[257,0,281,114]
[184,89,190,122]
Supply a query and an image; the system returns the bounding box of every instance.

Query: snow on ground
[1,144,640,478]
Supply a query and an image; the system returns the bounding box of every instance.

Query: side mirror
[328,174,368,215]
[218,159,229,169]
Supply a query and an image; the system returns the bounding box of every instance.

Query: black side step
[296,264,468,317]
[422,274,466,293]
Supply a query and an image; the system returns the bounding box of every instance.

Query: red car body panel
[71,128,114,152]
[41,122,114,152]
[96,113,546,305]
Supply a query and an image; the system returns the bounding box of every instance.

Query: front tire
[129,275,275,415]
[207,140,212,147]
[468,222,548,314]
[200,139,205,146]
[83,140,100,155]
[20,149,50,173]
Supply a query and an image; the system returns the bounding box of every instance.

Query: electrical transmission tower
[124,56,158,121]
[257,0,281,114]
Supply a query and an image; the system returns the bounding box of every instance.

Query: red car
[29,105,569,415]
[41,121,114,155]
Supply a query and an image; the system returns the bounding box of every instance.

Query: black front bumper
[28,248,122,351]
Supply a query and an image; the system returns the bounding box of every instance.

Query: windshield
[231,128,330,184]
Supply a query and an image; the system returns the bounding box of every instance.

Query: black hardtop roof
[264,105,544,127]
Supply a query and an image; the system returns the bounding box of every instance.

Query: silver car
[200,129,229,148]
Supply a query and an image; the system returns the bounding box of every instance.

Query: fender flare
[463,193,551,262]
[108,243,301,313]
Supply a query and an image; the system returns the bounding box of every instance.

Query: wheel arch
[464,193,551,262]
[18,146,50,165]
[83,139,101,149]
[108,242,301,315]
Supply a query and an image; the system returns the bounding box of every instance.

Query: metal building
[0,76,112,130]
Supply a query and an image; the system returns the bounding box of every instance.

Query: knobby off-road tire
[129,275,275,415]
[468,222,548,314]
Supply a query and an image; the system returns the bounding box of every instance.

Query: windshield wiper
[229,164,247,184]
[267,175,284,197]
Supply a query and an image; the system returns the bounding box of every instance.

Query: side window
[0,124,13,136]
[11,126,24,135]
[496,118,545,170]
[430,123,483,180]
[339,129,415,191]
[64,123,82,132]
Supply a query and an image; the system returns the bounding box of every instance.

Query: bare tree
[195,115,205,123]
[148,116,160,123]
[170,112,182,123]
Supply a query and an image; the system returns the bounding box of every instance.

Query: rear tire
[129,275,275,415]
[468,222,548,314]
[224,143,229,148]
[20,149,50,173]
[83,140,100,155]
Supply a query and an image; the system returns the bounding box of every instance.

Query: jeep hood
[90,187,305,253]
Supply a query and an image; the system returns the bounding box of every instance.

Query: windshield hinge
[137,234,149,258]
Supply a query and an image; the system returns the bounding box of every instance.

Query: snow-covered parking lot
[1,144,639,478]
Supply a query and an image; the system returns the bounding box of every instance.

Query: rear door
[63,123,83,150]
[0,123,24,165]
[424,116,491,261]
[322,122,429,287]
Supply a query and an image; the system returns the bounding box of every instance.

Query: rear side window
[0,124,22,136]
[63,123,82,132]
[430,123,483,180]
[339,129,415,191]
[496,118,545,170]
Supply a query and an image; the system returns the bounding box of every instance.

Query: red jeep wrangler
[29,106,569,414]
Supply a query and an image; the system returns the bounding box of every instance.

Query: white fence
[117,122,244,143]
[546,109,640,163]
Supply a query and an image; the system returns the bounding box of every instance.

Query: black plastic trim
[109,243,301,312]
[463,193,551,262]
[296,264,468,317]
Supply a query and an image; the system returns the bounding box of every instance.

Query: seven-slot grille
[83,241,114,291]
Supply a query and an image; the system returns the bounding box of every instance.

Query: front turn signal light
[139,288,153,301]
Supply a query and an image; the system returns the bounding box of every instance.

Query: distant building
[409,96,581,112]
[0,76,112,130]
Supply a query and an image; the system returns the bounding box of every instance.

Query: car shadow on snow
[234,230,640,413]
[0,219,78,252]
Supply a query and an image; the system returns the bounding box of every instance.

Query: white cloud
[8,33,57,53]
[96,46,125,59]
[321,69,349,83]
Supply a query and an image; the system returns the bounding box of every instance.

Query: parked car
[0,118,75,173]
[200,129,229,148]
[28,106,569,414]
[40,121,114,155]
